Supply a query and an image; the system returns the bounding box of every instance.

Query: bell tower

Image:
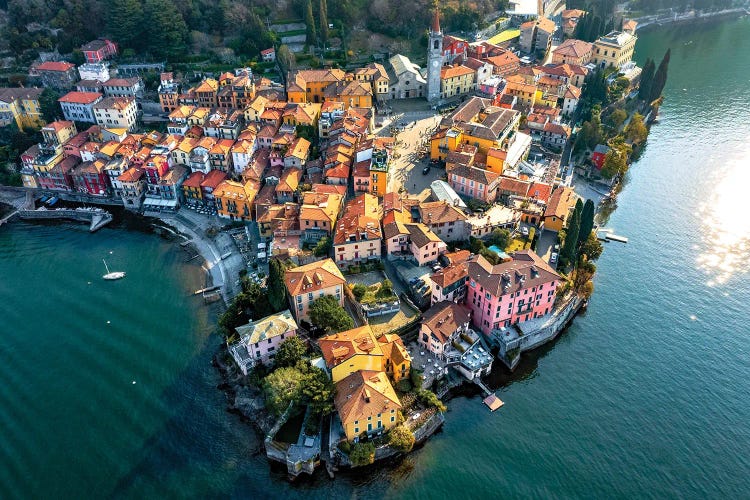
[427,5,443,103]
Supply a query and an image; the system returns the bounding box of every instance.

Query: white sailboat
[102,259,126,280]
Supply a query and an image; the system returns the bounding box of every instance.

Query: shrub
[396,379,412,393]
[388,425,415,453]
[417,389,447,413]
[350,442,376,467]
[352,283,367,301]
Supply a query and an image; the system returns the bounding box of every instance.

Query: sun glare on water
[697,152,750,285]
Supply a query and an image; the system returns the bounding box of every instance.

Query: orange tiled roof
[284,258,345,297]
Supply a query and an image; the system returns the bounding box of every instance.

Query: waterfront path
[153,210,244,305]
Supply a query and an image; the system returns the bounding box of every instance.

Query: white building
[387,54,427,100]
[93,96,138,131]
[58,91,103,123]
[78,63,110,82]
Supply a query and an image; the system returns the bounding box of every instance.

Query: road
[536,229,559,269]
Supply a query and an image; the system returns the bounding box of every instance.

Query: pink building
[449,164,501,204]
[465,251,560,335]
[228,310,298,375]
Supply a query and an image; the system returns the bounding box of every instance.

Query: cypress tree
[577,199,596,252]
[562,201,582,266]
[305,0,317,47]
[649,49,671,103]
[267,258,287,313]
[319,0,329,44]
[638,58,655,101]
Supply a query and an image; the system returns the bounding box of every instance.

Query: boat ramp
[17,207,113,232]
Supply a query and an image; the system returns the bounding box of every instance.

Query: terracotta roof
[58,91,102,104]
[467,251,560,297]
[277,167,302,192]
[527,181,553,203]
[421,301,471,344]
[443,249,471,265]
[103,77,140,88]
[544,186,577,219]
[498,176,531,196]
[93,96,134,111]
[430,262,468,289]
[320,325,382,367]
[562,9,587,19]
[440,65,475,80]
[118,167,143,183]
[542,122,572,137]
[553,39,593,58]
[200,169,227,189]
[451,164,500,186]
[284,258,345,296]
[334,370,401,426]
[182,171,205,188]
[37,61,75,72]
[419,200,467,225]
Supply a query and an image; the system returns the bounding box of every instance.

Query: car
[521,226,529,237]
[422,166,430,175]
[550,252,558,264]
[409,277,419,285]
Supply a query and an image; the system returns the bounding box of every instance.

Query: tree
[560,201,582,267]
[39,88,60,124]
[275,337,307,368]
[277,45,296,75]
[580,232,604,261]
[143,0,188,59]
[638,58,655,101]
[352,283,367,301]
[267,258,288,312]
[301,365,334,416]
[319,0,329,44]
[305,0,317,46]
[313,236,331,257]
[573,260,597,297]
[624,113,648,145]
[605,108,627,131]
[349,442,375,466]
[577,199,596,252]
[377,279,394,298]
[487,228,510,250]
[649,49,671,103]
[417,389,447,413]
[388,425,415,452]
[309,295,354,333]
[601,148,627,179]
[107,0,143,51]
[263,366,305,415]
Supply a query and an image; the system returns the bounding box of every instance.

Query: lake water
[1,17,750,499]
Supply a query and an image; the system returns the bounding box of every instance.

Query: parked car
[521,226,529,237]
[550,252,558,264]
[422,166,430,175]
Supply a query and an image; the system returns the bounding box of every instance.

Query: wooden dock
[483,394,505,412]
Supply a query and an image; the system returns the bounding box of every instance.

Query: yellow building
[281,102,321,127]
[430,97,521,161]
[543,186,578,232]
[287,69,346,104]
[319,325,411,384]
[440,65,475,100]
[324,80,373,110]
[284,258,346,322]
[0,88,45,129]
[592,31,637,70]
[334,370,402,441]
[213,179,259,221]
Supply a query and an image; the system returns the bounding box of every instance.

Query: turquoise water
[2,17,750,498]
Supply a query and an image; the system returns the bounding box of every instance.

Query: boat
[46,197,58,206]
[102,259,126,280]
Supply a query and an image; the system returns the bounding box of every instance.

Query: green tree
[267,258,288,312]
[638,58,655,101]
[577,199,596,252]
[580,232,604,261]
[376,279,394,298]
[605,108,627,131]
[487,228,510,250]
[352,283,367,301]
[277,44,296,75]
[143,0,188,59]
[600,148,627,179]
[573,259,597,297]
[417,389,447,412]
[305,0,317,46]
[107,0,143,51]
[262,366,305,415]
[274,337,307,368]
[560,201,582,267]
[319,0,329,43]
[309,295,354,333]
[388,425,415,452]
[349,442,375,466]
[301,365,335,416]
[313,236,331,256]
[39,88,60,124]
[649,49,671,103]
[624,113,648,144]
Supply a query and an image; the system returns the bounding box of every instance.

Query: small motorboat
[102,259,126,280]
